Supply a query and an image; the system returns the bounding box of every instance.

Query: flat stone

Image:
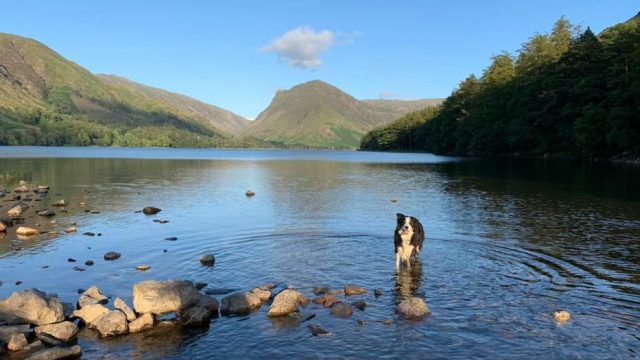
[14,185,29,193]
[92,310,128,337]
[396,297,431,320]
[135,265,151,271]
[142,207,161,215]
[7,333,28,351]
[16,227,39,236]
[344,285,367,296]
[51,200,65,207]
[267,289,304,317]
[114,298,136,321]
[36,209,55,217]
[35,321,78,343]
[71,304,109,325]
[0,289,65,325]
[7,206,22,217]
[103,251,121,261]
[133,280,200,315]
[220,292,261,315]
[129,313,154,333]
[26,345,82,360]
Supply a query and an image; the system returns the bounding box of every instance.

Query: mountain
[97,75,250,135]
[0,33,248,146]
[243,80,442,148]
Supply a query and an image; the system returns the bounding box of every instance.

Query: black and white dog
[395,213,425,270]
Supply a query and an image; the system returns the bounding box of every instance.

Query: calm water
[0,146,639,359]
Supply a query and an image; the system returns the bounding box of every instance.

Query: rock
[180,306,211,327]
[85,260,94,266]
[14,185,29,193]
[323,294,339,308]
[142,206,161,215]
[67,258,76,262]
[20,339,44,355]
[0,324,30,342]
[8,206,22,217]
[199,254,215,266]
[344,285,367,296]
[308,324,331,336]
[554,310,571,323]
[135,265,151,271]
[82,285,108,303]
[78,295,102,308]
[71,304,109,325]
[194,282,207,290]
[129,313,154,333]
[313,286,331,295]
[220,292,261,315]
[0,221,5,232]
[267,289,304,317]
[7,333,28,351]
[352,300,367,311]
[104,251,121,261]
[114,298,136,321]
[330,302,353,318]
[153,219,169,224]
[92,310,128,337]
[132,280,201,315]
[259,283,276,291]
[26,345,82,360]
[165,237,178,241]
[251,287,271,301]
[38,185,50,191]
[35,321,78,343]
[396,297,431,320]
[382,319,393,325]
[72,267,85,272]
[245,190,255,197]
[36,209,55,217]
[83,232,95,236]
[374,288,383,297]
[0,289,65,325]
[64,226,77,233]
[357,319,366,326]
[16,227,39,236]
[51,200,65,207]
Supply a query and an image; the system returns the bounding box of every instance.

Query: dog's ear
[412,219,424,241]
[396,213,404,219]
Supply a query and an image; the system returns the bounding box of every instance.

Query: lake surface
[1,146,639,359]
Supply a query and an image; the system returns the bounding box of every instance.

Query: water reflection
[394,261,424,302]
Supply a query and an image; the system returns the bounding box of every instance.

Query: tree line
[361,16,640,160]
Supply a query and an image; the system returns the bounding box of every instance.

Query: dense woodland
[361,16,640,160]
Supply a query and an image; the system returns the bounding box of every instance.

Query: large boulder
[396,297,431,320]
[129,313,154,333]
[0,289,65,325]
[24,345,82,360]
[35,321,78,344]
[267,289,305,317]
[92,310,128,337]
[71,304,109,326]
[220,292,261,315]
[132,280,200,315]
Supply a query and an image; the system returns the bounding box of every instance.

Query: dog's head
[396,213,423,239]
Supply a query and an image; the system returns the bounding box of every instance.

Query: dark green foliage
[361,16,640,160]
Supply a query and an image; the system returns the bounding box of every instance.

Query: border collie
[395,213,425,269]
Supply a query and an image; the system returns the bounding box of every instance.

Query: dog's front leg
[395,252,401,271]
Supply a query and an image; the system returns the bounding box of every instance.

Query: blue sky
[1,1,637,119]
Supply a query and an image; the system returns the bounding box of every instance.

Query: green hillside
[243,80,441,149]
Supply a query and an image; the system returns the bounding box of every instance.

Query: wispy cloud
[260,26,358,69]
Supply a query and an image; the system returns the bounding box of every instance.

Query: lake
[1,146,639,359]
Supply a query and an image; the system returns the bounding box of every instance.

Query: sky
[0,1,637,119]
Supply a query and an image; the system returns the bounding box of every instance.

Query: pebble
[67,258,77,262]
[165,237,178,241]
[135,265,151,271]
[245,190,255,197]
[307,324,331,336]
[83,232,95,236]
[104,251,121,261]
[85,260,94,266]
[200,254,215,266]
[554,310,571,323]
[142,206,161,215]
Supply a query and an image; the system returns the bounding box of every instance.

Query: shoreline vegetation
[360,15,640,163]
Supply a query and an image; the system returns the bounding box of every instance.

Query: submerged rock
[35,321,79,343]
[199,254,215,266]
[220,292,261,315]
[308,324,331,336]
[129,313,154,333]
[0,288,65,325]
[132,280,200,315]
[27,344,82,360]
[344,285,367,296]
[330,302,353,318]
[352,299,367,311]
[104,251,121,261]
[267,289,305,317]
[396,297,431,320]
[142,206,161,215]
[374,288,383,297]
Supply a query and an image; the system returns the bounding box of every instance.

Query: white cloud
[260,26,336,69]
